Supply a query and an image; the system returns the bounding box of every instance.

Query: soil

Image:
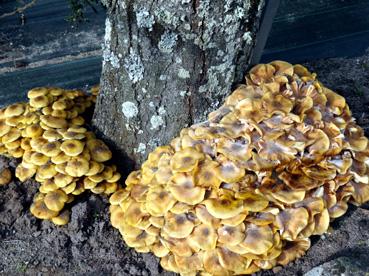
[1,52,369,275]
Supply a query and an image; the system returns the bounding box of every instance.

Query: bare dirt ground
[1,52,369,275]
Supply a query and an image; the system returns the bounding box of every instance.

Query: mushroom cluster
[110,61,369,275]
[0,86,120,225]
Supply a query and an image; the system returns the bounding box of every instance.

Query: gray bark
[93,0,266,168]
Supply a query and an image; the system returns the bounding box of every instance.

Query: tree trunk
[93,0,266,168]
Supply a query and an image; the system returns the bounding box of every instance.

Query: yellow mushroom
[163,212,195,239]
[188,224,217,251]
[169,173,205,205]
[65,157,89,177]
[145,185,176,216]
[86,139,112,162]
[203,194,243,219]
[170,147,204,172]
[60,139,84,156]
[30,199,59,219]
[44,189,68,212]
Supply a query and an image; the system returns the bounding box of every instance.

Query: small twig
[0,0,37,20]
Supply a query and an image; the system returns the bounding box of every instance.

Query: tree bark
[93,0,266,168]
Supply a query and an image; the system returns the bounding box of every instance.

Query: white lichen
[136,8,155,31]
[243,31,252,44]
[104,18,112,44]
[102,18,119,68]
[178,68,190,79]
[109,53,120,68]
[121,101,138,119]
[158,31,178,53]
[150,115,164,130]
[158,106,166,115]
[124,50,144,83]
[135,143,147,154]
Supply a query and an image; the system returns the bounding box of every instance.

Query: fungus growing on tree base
[0,86,120,225]
[110,61,369,275]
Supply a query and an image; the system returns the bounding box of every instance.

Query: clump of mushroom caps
[0,86,120,225]
[109,61,369,275]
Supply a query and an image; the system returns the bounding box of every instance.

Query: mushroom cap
[86,139,112,162]
[25,124,43,138]
[236,192,269,212]
[40,115,68,129]
[2,129,21,143]
[194,159,222,189]
[44,189,68,211]
[30,152,49,166]
[173,252,204,274]
[203,194,244,219]
[0,120,11,136]
[123,200,148,227]
[217,223,245,246]
[203,249,231,276]
[214,159,245,183]
[60,139,84,156]
[276,207,309,240]
[41,141,61,157]
[4,103,25,117]
[30,200,59,219]
[145,185,176,216]
[188,223,217,251]
[51,209,70,225]
[163,212,195,239]
[217,247,252,274]
[169,173,205,205]
[30,95,49,108]
[15,164,36,182]
[239,223,274,255]
[170,147,204,172]
[0,167,12,185]
[65,157,89,177]
[277,238,311,266]
[37,163,57,179]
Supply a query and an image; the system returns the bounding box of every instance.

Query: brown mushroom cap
[0,167,12,185]
[276,207,309,240]
[86,139,112,162]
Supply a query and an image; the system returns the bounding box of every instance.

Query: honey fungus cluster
[109,61,369,275]
[0,86,120,225]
